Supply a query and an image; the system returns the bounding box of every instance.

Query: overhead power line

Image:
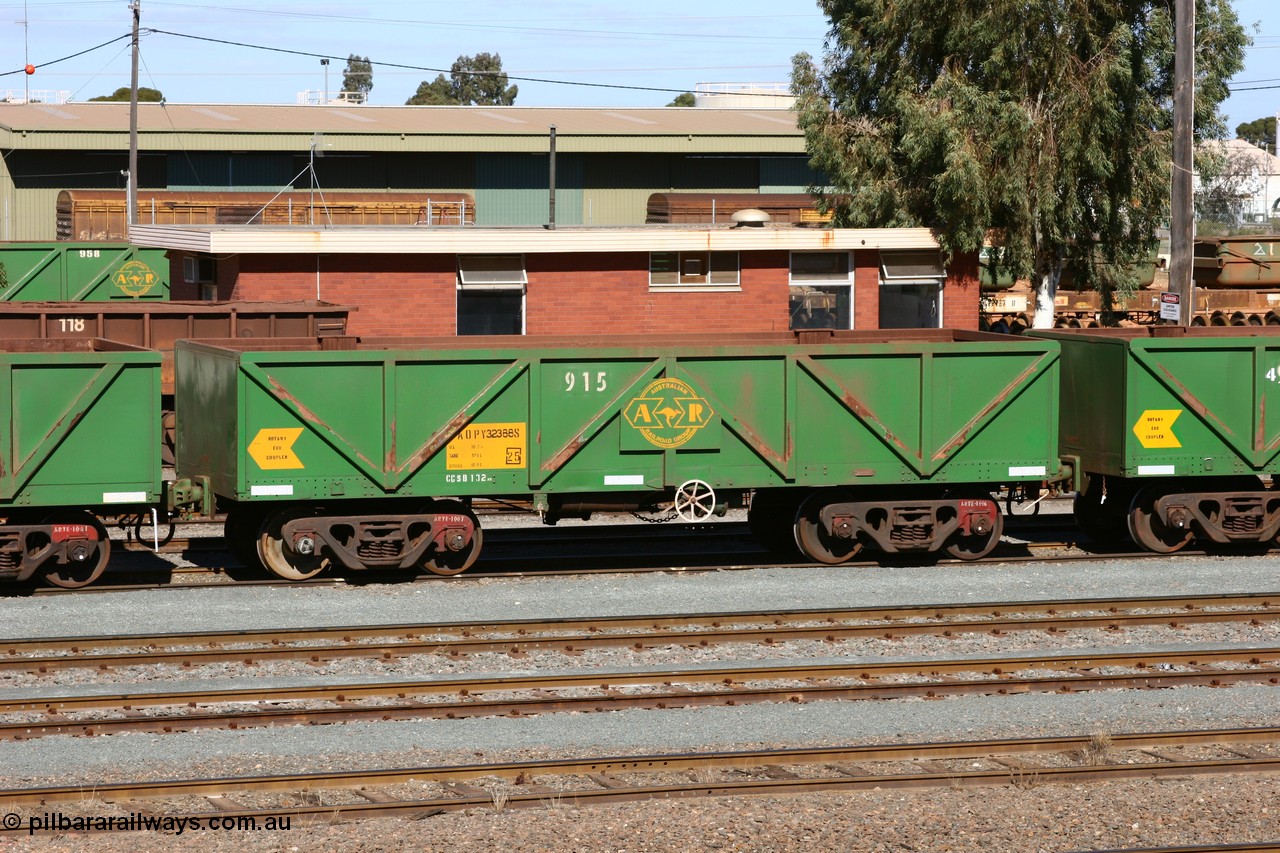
[0,32,133,77]
[144,28,791,97]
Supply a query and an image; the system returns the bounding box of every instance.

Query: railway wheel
[746,490,803,557]
[223,506,268,571]
[419,500,483,576]
[1128,487,1193,554]
[258,507,329,581]
[942,490,1003,561]
[794,491,863,564]
[42,511,111,589]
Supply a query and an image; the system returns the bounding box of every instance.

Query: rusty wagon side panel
[175,331,1060,505]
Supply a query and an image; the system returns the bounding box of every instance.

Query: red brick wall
[217,246,980,336]
[853,249,881,330]
[233,254,458,336]
[943,251,981,330]
[526,251,791,335]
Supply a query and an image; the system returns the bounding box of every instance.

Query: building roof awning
[128,224,943,255]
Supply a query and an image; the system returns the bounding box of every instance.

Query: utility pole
[320,58,329,104]
[1169,0,1194,326]
[127,0,140,231]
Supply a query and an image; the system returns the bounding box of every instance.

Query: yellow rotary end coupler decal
[112,260,159,297]
[1133,409,1183,449]
[248,428,305,469]
[624,378,715,449]
[447,423,527,471]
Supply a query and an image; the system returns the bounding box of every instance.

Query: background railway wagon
[174,329,1060,579]
[644,193,833,225]
[1027,326,1280,553]
[0,338,162,588]
[0,242,169,300]
[0,300,352,464]
[56,190,477,242]
[982,236,1280,328]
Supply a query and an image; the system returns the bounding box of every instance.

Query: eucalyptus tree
[792,0,1247,326]
[342,55,374,99]
[406,53,518,106]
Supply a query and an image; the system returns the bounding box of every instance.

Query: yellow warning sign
[447,423,527,471]
[248,428,305,469]
[1133,409,1182,449]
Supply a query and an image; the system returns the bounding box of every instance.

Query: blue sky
[0,0,1275,133]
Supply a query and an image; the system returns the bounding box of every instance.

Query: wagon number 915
[565,371,608,393]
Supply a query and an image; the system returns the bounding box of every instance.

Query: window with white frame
[789,251,852,330]
[182,255,217,300]
[649,251,740,290]
[457,254,526,335]
[879,250,945,329]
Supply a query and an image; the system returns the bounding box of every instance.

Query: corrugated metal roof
[0,103,800,137]
[129,223,941,255]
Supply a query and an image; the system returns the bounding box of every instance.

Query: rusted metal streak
[265,376,379,473]
[394,362,529,475]
[542,363,662,474]
[5,726,1278,806]
[10,607,1280,673]
[797,356,914,458]
[1155,363,1234,436]
[13,365,117,483]
[5,668,1280,741]
[8,647,1280,714]
[932,360,1042,462]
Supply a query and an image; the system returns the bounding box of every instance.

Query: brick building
[131,222,981,335]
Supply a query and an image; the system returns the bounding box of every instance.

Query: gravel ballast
[2,550,1279,851]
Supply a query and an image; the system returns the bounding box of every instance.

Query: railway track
[1,727,1277,834]
[5,645,1279,740]
[3,592,1278,673]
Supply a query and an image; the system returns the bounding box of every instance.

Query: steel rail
[3,725,1276,807]
[4,648,1279,740]
[8,666,1280,741]
[3,593,1279,673]
[6,752,1280,834]
[8,645,1280,715]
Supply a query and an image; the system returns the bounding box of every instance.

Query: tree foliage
[1195,142,1270,232]
[667,92,696,107]
[89,86,163,102]
[791,0,1248,322]
[342,55,373,98]
[406,53,518,106]
[1236,116,1277,151]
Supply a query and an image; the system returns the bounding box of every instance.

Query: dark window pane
[879,284,941,329]
[458,291,523,335]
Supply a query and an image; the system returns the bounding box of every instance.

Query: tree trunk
[1032,267,1060,329]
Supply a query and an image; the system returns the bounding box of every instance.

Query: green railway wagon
[175,330,1061,579]
[1026,326,1280,552]
[0,242,170,301]
[0,339,162,587]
